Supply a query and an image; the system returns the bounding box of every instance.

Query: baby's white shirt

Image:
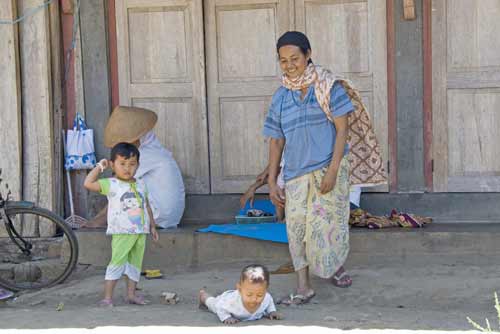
[206,290,276,322]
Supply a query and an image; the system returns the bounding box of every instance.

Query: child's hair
[240,264,270,285]
[110,142,140,162]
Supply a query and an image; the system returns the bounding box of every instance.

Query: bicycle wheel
[0,203,79,291]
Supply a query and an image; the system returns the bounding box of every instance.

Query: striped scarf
[281,63,387,186]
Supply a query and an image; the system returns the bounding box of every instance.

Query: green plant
[466,292,500,332]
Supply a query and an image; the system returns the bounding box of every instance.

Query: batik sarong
[285,156,350,278]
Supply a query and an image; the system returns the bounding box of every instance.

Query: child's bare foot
[126,294,148,305]
[98,299,114,307]
[198,289,210,310]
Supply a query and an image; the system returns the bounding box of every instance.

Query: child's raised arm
[84,159,108,193]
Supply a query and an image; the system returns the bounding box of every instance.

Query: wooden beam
[62,0,76,129]
[49,0,64,216]
[0,1,22,200]
[386,0,397,192]
[19,0,55,236]
[0,1,22,237]
[108,0,119,109]
[423,0,433,191]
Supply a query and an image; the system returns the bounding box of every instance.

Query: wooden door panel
[116,0,209,193]
[432,0,500,191]
[205,0,293,193]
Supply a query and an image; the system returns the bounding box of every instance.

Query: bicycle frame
[0,199,36,257]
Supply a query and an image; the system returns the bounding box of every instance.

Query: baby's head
[110,142,140,181]
[237,264,270,311]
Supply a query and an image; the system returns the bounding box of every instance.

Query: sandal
[278,291,315,306]
[0,288,14,301]
[98,299,114,307]
[332,271,352,288]
[126,295,148,305]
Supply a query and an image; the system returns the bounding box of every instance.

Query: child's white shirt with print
[98,177,150,235]
[205,290,276,322]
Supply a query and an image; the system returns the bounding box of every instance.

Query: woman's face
[278,45,311,78]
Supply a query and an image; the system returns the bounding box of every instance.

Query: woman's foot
[198,289,210,310]
[279,288,315,306]
[332,267,352,288]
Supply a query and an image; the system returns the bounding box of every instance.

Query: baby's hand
[268,311,283,320]
[223,317,240,325]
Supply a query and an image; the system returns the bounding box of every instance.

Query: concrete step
[75,223,500,272]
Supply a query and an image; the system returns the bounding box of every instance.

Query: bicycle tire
[0,204,79,291]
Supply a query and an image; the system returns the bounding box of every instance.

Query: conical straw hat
[104,106,158,147]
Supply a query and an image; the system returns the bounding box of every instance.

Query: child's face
[110,155,138,181]
[237,279,267,313]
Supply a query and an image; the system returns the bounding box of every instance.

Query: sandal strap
[333,271,349,280]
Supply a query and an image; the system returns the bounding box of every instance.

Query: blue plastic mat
[197,199,359,243]
[197,223,288,244]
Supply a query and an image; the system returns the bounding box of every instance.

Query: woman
[263,31,354,305]
[86,106,185,229]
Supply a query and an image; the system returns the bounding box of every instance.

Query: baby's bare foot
[199,289,211,310]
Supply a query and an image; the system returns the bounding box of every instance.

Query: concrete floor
[1,252,499,331]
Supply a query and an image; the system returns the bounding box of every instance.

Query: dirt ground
[0,254,498,333]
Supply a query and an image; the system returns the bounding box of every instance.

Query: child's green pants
[105,234,146,282]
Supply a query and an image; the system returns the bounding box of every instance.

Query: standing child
[199,264,282,324]
[84,142,159,307]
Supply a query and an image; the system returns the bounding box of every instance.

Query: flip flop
[332,271,352,288]
[278,292,315,306]
[0,288,14,301]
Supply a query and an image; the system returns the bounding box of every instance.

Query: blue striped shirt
[263,82,354,181]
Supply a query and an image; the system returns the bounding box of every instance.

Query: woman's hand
[256,168,269,184]
[240,186,257,209]
[269,184,285,208]
[320,170,337,194]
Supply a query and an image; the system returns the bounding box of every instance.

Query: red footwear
[332,271,352,288]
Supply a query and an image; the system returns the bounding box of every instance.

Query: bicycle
[0,169,78,291]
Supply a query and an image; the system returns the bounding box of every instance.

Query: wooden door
[116,0,209,193]
[432,0,500,191]
[295,0,388,192]
[205,0,294,193]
